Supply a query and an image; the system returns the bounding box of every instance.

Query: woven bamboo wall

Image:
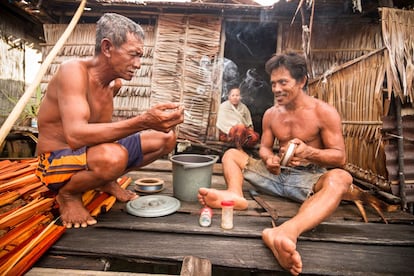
[281,21,389,190]
[151,15,222,142]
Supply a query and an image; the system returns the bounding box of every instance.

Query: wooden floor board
[34,159,414,275]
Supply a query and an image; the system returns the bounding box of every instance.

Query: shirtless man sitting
[198,52,353,275]
[36,13,184,229]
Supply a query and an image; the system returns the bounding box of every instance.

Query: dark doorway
[222,20,277,135]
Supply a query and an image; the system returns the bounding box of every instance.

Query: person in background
[35,13,184,228]
[199,52,353,275]
[216,86,260,148]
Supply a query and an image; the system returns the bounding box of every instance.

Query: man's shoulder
[312,97,339,114]
[59,58,91,72]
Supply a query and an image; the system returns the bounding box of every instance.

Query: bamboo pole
[0,0,87,146]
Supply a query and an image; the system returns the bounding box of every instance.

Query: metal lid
[126,195,181,218]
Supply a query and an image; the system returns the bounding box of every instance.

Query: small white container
[221,200,235,230]
[199,206,213,227]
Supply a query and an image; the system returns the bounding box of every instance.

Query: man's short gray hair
[95,13,145,54]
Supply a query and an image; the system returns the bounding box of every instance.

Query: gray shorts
[243,157,326,203]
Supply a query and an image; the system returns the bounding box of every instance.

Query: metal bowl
[134,178,164,194]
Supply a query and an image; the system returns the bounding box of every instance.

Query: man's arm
[57,61,183,149]
[259,108,282,174]
[292,102,346,168]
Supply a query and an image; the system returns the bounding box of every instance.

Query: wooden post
[180,256,211,276]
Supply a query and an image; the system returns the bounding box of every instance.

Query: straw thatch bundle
[151,15,222,141]
[309,51,388,189]
[282,22,382,77]
[381,8,414,103]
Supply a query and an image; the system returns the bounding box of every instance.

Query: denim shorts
[243,157,326,203]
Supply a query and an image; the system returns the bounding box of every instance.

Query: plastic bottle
[221,200,235,229]
[199,206,213,227]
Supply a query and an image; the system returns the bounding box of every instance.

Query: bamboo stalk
[0,214,47,248]
[82,189,97,206]
[0,197,54,229]
[87,192,110,214]
[0,164,37,181]
[0,224,43,260]
[28,185,49,200]
[8,224,65,275]
[0,191,20,207]
[0,174,39,193]
[0,217,63,276]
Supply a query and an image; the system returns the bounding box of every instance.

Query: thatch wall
[380,8,414,203]
[381,8,414,103]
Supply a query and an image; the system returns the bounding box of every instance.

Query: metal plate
[126,195,181,218]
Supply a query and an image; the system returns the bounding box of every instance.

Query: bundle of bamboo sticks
[0,159,61,275]
[0,159,132,275]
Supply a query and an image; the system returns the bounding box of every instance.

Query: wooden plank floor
[34,159,414,275]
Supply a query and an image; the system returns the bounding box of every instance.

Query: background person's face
[228,88,241,106]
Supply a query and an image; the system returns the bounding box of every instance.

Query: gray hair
[95,13,145,54]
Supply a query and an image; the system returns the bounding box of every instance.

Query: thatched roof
[3,0,413,45]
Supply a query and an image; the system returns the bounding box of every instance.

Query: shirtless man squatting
[198,52,353,275]
[35,13,184,229]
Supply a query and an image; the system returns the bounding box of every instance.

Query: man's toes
[199,187,209,196]
[65,222,73,229]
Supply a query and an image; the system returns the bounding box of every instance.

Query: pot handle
[182,155,219,169]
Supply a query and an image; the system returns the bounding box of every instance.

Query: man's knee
[222,148,246,165]
[163,131,177,153]
[88,143,128,177]
[324,169,352,193]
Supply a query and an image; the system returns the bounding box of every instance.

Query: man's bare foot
[198,187,248,210]
[100,181,138,202]
[262,227,302,275]
[56,192,97,228]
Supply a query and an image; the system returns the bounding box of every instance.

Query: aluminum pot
[170,154,219,202]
